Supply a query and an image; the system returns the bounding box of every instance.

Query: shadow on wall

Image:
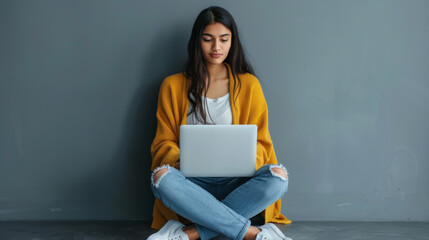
[50,25,189,220]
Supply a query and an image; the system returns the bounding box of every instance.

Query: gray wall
[0,0,428,221]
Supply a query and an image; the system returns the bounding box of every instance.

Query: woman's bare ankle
[182,224,200,240]
[243,226,261,240]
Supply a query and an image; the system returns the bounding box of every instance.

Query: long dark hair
[183,6,256,125]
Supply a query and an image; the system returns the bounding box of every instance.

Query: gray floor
[0,221,428,240]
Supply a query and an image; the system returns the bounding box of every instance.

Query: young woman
[148,6,292,240]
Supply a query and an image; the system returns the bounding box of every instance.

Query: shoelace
[169,236,181,240]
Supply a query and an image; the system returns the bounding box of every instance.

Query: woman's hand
[174,161,180,170]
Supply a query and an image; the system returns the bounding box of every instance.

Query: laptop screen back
[179,124,257,177]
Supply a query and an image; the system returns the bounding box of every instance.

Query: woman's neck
[206,62,228,82]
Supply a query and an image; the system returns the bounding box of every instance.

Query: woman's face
[200,22,232,65]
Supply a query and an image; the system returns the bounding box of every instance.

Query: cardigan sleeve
[150,78,180,171]
[247,77,278,169]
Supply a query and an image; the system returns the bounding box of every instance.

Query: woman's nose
[212,40,221,51]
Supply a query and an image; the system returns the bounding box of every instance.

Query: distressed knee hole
[272,167,287,179]
[269,164,289,181]
[151,165,170,188]
[154,168,168,183]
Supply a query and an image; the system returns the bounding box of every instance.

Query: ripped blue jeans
[150,164,289,240]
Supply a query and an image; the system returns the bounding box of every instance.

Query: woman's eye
[202,39,228,42]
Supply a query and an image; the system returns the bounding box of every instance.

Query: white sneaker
[256,223,293,240]
[147,219,189,240]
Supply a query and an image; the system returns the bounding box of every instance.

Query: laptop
[179,124,257,177]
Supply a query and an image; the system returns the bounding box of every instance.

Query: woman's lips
[210,54,222,58]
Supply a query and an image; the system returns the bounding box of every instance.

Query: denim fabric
[150,164,289,240]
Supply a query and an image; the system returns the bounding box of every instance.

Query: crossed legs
[151,164,289,240]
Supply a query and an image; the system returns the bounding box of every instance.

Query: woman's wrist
[174,160,180,169]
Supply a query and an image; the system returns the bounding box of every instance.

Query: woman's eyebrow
[202,33,230,37]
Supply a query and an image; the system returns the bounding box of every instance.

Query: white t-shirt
[187,92,232,125]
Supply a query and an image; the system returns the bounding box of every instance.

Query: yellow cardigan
[150,62,292,230]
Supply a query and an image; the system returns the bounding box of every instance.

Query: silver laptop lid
[179,124,257,177]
